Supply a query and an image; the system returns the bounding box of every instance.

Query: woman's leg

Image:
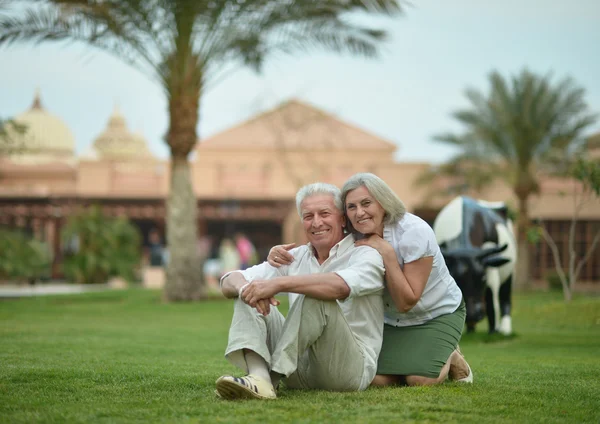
[371,374,403,387]
[405,359,451,386]
[405,349,471,386]
[371,364,450,387]
[375,306,468,387]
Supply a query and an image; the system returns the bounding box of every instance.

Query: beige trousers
[225,295,365,391]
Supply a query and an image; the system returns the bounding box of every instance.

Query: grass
[0,289,599,423]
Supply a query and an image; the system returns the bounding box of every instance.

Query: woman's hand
[355,234,395,258]
[267,243,296,268]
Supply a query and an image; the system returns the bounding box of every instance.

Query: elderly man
[216,183,385,400]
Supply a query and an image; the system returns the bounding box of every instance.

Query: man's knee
[299,296,337,314]
[233,297,267,317]
[300,296,319,310]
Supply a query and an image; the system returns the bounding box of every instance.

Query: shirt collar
[307,234,355,261]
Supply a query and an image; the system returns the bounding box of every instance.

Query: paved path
[0,283,112,298]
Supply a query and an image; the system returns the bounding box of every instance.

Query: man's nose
[312,215,323,227]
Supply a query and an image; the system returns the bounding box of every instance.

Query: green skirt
[377,302,466,378]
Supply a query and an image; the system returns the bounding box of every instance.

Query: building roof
[197,99,398,152]
[91,106,153,160]
[0,157,76,175]
[10,90,76,156]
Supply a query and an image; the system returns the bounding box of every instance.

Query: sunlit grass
[1,289,598,423]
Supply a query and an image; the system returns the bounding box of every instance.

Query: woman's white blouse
[382,213,463,327]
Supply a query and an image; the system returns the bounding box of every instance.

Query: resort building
[1,92,599,285]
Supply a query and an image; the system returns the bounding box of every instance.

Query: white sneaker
[215,374,277,400]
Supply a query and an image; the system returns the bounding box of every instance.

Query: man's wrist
[273,277,286,294]
[238,282,251,297]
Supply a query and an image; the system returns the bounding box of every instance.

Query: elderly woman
[268,173,472,386]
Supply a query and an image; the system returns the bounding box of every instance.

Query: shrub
[61,206,141,284]
[546,271,563,292]
[0,228,51,283]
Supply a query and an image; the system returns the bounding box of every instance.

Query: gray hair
[296,182,343,216]
[341,173,406,225]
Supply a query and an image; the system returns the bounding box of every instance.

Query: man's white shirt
[220,234,385,389]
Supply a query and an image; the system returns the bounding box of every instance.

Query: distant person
[197,235,212,259]
[198,235,219,288]
[219,238,240,275]
[235,232,256,270]
[148,230,164,267]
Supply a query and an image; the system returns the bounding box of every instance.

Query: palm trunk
[163,62,204,301]
[515,194,531,290]
[164,155,203,301]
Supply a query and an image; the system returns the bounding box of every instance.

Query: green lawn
[0,289,599,423]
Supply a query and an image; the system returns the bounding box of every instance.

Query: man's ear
[341,214,347,228]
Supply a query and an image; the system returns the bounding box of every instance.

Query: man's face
[300,194,346,253]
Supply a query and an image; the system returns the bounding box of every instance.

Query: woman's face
[345,185,386,236]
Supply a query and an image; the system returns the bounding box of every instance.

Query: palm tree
[0,0,404,300]
[0,117,27,158]
[428,69,597,289]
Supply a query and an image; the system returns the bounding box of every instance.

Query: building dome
[80,145,100,161]
[92,106,153,160]
[11,91,76,157]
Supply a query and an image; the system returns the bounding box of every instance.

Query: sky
[1,0,599,164]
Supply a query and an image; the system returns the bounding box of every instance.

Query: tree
[426,69,598,289]
[0,227,52,284]
[0,0,404,300]
[0,117,27,182]
[528,157,600,301]
[0,117,27,157]
[62,206,142,285]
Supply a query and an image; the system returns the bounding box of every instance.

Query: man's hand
[254,297,281,316]
[242,279,281,315]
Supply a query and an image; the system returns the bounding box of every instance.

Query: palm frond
[191,0,404,84]
[0,1,166,79]
[1,0,405,90]
[415,150,506,191]
[432,68,598,198]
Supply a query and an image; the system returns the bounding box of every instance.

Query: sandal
[215,374,277,400]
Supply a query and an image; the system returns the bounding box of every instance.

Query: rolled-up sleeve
[334,246,385,299]
[219,246,308,289]
[219,261,281,288]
